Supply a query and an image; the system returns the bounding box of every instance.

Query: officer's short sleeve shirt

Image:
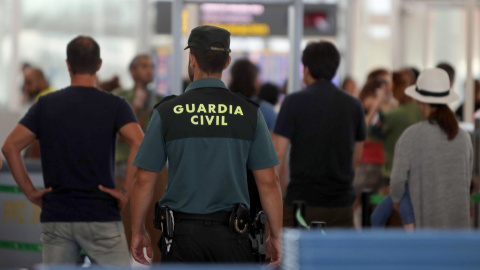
[133,78,279,214]
[132,110,167,172]
[248,110,278,170]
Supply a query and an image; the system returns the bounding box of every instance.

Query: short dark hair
[66,36,101,75]
[190,42,229,74]
[436,62,455,84]
[259,82,279,105]
[229,59,258,98]
[302,41,340,81]
[129,54,151,70]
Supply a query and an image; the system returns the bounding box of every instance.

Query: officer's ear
[223,55,231,71]
[189,52,197,69]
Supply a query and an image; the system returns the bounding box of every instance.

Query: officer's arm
[274,134,290,195]
[99,122,144,211]
[252,167,283,266]
[130,168,158,264]
[2,124,52,207]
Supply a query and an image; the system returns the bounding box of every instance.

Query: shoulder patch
[154,95,178,108]
[234,92,259,107]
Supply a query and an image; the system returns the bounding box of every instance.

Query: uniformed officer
[130,25,283,265]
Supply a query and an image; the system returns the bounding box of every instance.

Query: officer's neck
[193,70,222,81]
[70,73,97,88]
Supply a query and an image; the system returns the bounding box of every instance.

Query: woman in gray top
[390,68,473,229]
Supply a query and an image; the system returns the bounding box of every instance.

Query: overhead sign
[199,3,287,36]
[155,2,172,34]
[155,3,337,37]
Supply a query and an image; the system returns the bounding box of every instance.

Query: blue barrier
[282,229,480,270]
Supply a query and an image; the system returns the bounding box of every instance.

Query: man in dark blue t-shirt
[274,41,366,228]
[2,36,143,265]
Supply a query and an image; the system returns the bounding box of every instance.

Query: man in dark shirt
[274,41,366,227]
[2,36,144,265]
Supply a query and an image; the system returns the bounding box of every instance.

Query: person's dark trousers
[158,216,254,263]
[283,204,354,228]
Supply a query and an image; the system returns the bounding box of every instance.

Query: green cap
[184,25,231,53]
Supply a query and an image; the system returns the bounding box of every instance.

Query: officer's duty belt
[173,210,231,224]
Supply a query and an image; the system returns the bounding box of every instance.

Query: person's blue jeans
[371,185,415,227]
[41,221,130,265]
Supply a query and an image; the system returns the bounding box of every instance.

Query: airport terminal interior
[1,0,480,269]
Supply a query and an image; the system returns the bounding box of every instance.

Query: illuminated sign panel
[200,3,285,36]
[200,4,265,23]
[155,3,337,37]
[205,23,271,36]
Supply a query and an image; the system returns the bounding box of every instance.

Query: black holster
[249,211,267,262]
[229,204,250,234]
[154,203,174,239]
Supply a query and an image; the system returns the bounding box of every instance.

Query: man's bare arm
[252,167,283,266]
[130,168,158,265]
[99,122,144,211]
[274,134,290,195]
[2,124,52,207]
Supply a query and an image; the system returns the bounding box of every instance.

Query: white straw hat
[405,68,458,104]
